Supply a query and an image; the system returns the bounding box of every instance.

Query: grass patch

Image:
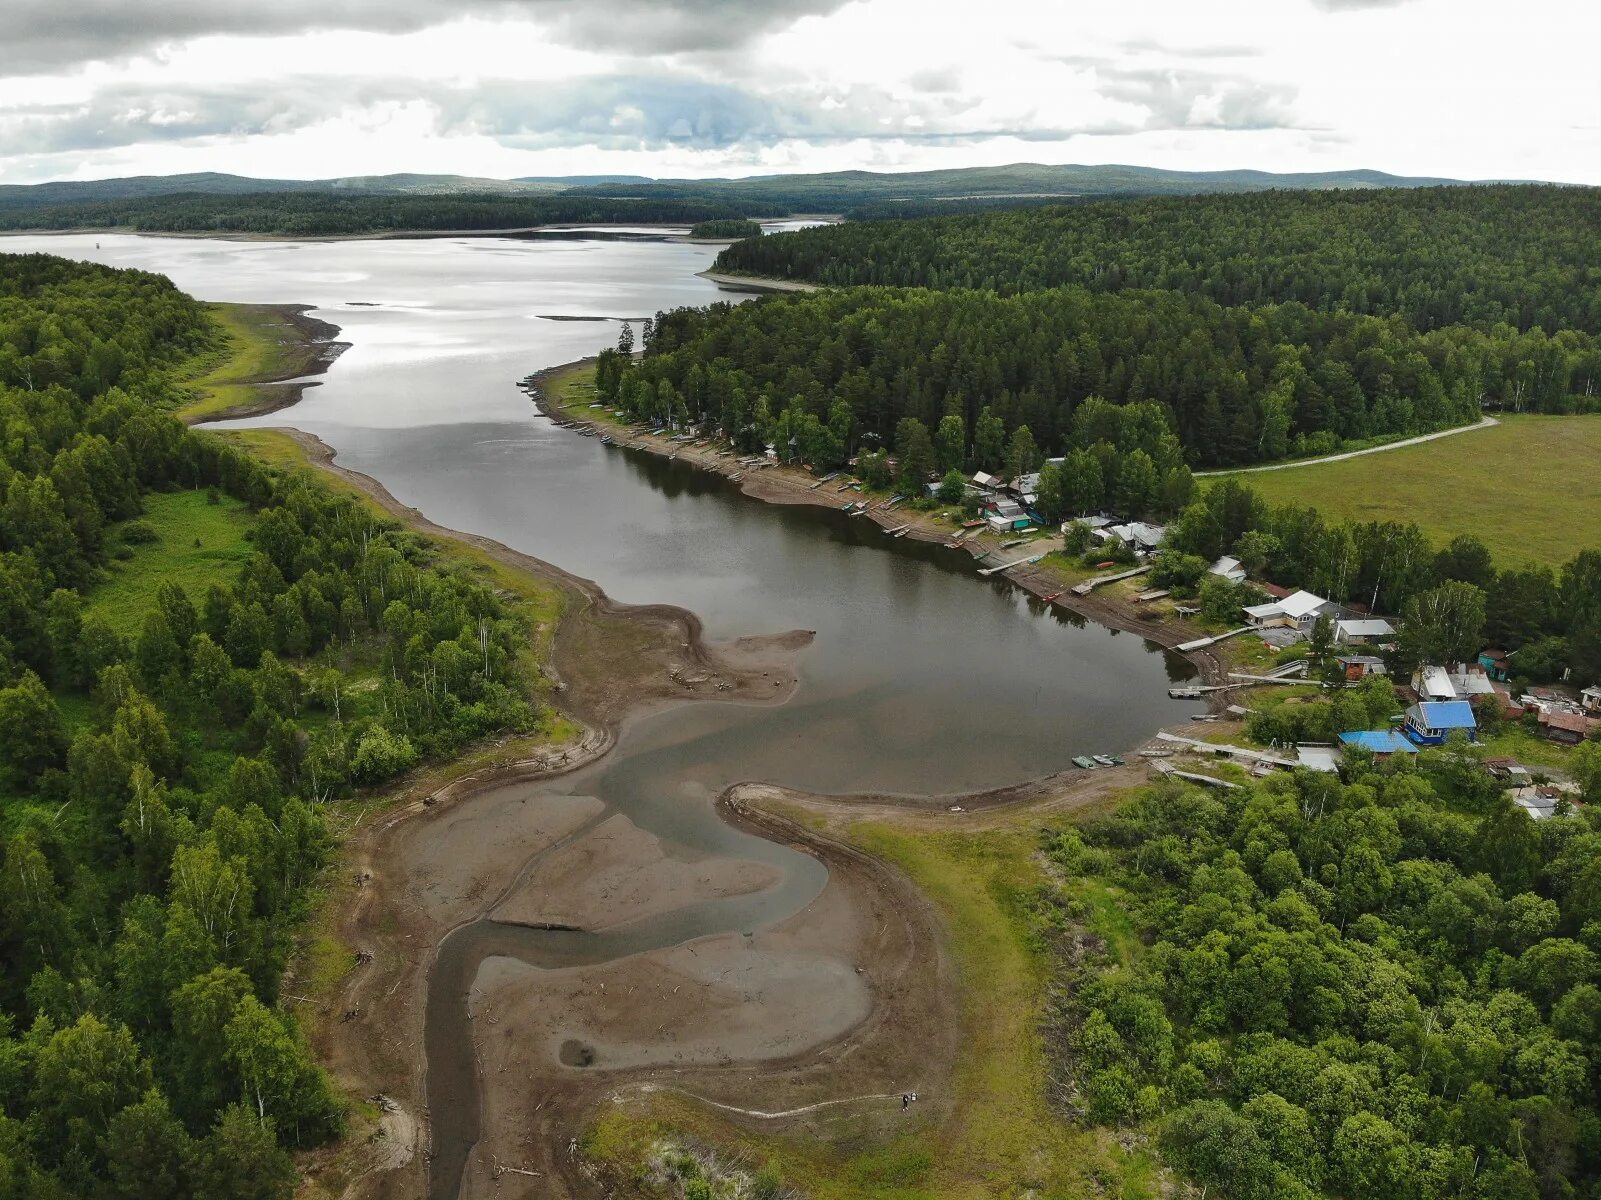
[85,490,254,636]
[1477,722,1581,773]
[178,302,315,421]
[1207,414,1601,568]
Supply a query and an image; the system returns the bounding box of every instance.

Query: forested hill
[0,254,548,1196]
[713,185,1601,335]
[0,191,782,236]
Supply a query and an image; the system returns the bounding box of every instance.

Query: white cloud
[0,0,1597,185]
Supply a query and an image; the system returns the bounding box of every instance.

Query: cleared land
[85,489,255,635]
[1209,414,1601,568]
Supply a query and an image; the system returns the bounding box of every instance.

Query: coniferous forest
[0,254,546,1197]
[602,187,1601,474]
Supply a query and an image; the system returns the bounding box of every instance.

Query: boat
[893,527,911,538]
[1138,749,1173,759]
[1042,591,1063,603]
[1092,755,1118,767]
[729,472,744,482]
[1072,756,1099,770]
[961,519,985,529]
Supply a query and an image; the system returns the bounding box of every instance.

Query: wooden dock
[1071,564,1152,596]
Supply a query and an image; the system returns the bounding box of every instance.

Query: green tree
[190,1104,295,1200]
[1400,580,1487,668]
[894,418,936,495]
[0,670,67,788]
[101,1089,194,1200]
[934,412,967,473]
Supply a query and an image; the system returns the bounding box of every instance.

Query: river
[9,230,1195,1196]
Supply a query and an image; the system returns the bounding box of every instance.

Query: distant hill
[557,162,1501,214]
[0,162,1506,214]
[0,171,570,208]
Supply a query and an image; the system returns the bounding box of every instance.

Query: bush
[121,520,159,545]
[350,725,419,782]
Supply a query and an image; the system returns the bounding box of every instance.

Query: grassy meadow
[86,489,256,635]
[1208,414,1601,568]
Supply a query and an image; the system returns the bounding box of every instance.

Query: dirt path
[1194,414,1500,477]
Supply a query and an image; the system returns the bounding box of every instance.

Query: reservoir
[8,231,1196,1196]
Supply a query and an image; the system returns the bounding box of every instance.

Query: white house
[1334,618,1396,644]
[1582,686,1601,717]
[1209,555,1247,582]
[1414,665,1457,702]
[1243,589,1332,630]
[1094,522,1167,554]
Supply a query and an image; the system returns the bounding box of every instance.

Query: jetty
[1070,564,1151,596]
[1175,626,1253,652]
[1153,731,1297,770]
[1149,760,1240,789]
[979,552,1045,578]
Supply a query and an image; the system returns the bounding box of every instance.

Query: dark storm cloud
[2,0,848,75]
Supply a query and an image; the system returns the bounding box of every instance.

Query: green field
[1209,414,1601,568]
[85,489,255,635]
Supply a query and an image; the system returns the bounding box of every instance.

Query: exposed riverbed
[10,231,1196,1198]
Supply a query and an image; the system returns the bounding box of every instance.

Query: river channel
[11,230,1196,1196]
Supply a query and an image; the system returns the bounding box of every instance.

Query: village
[546,380,1599,819]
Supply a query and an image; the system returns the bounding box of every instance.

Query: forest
[0,192,780,237]
[601,281,1599,472]
[714,186,1601,336]
[688,219,763,239]
[1049,747,1601,1200]
[0,254,548,1197]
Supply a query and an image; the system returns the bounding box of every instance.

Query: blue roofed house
[1403,700,1478,746]
[1339,730,1420,758]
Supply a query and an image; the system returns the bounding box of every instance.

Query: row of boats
[1072,754,1127,769]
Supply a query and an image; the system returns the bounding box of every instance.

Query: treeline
[1161,479,1601,686]
[689,218,762,239]
[605,285,1598,469]
[0,255,547,1196]
[0,192,782,237]
[1048,751,1601,1199]
[715,186,1601,337]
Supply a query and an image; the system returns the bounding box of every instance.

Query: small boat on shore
[1092,754,1121,767]
[1072,756,1099,770]
[1042,591,1063,603]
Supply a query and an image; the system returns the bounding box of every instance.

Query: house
[1448,663,1497,698]
[1512,787,1563,821]
[1209,555,1247,582]
[1335,617,1396,644]
[1479,649,1512,682]
[1296,745,1341,773]
[1093,521,1167,555]
[1538,710,1600,745]
[1244,589,1333,631]
[1413,665,1458,703]
[1339,730,1420,757]
[1010,472,1041,506]
[971,471,1000,492]
[1582,686,1601,717]
[1403,700,1478,745]
[1336,654,1387,681]
[1484,757,1533,786]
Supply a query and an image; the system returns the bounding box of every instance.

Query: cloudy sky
[2,0,1597,185]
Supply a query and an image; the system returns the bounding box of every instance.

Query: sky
[2,0,1598,186]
